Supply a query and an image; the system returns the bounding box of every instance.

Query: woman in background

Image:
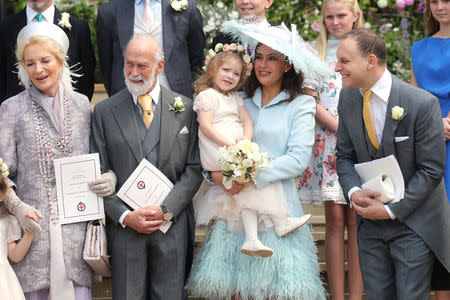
[298,1,365,299]
[410,0,450,299]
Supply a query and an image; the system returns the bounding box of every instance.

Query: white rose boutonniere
[170,0,188,12]
[58,12,72,30]
[391,106,405,121]
[169,96,185,112]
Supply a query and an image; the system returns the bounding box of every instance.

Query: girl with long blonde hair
[298,1,364,299]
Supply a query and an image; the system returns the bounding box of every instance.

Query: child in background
[0,158,38,300]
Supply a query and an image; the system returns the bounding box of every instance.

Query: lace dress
[193,88,288,230]
[0,214,25,300]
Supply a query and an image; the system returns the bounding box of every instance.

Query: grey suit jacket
[90,87,202,223]
[336,75,450,272]
[96,0,205,98]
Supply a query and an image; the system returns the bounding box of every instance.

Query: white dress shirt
[26,4,55,24]
[347,69,397,219]
[119,80,161,227]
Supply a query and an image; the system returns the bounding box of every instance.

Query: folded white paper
[117,159,173,233]
[354,155,404,203]
[54,153,105,224]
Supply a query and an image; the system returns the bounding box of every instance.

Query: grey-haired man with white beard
[90,34,203,300]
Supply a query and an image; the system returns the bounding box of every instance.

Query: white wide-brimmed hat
[17,22,69,54]
[222,20,333,80]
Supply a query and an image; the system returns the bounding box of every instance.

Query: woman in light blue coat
[187,22,332,299]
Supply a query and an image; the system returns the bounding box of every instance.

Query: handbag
[361,174,395,203]
[83,219,112,277]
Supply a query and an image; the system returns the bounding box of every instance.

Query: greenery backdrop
[5,0,426,82]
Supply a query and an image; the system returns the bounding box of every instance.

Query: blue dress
[411,37,450,203]
[187,88,325,299]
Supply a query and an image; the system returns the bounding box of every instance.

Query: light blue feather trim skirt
[186,221,326,300]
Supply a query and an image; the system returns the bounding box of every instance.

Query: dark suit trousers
[109,212,188,300]
[358,219,434,300]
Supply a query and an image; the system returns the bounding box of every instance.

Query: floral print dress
[299,38,346,205]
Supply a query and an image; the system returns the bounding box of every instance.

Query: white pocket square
[179,126,189,135]
[394,136,409,143]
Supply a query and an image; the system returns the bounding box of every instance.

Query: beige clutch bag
[83,220,112,277]
[361,174,395,203]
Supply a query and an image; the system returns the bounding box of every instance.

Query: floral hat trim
[203,43,253,75]
[0,158,9,179]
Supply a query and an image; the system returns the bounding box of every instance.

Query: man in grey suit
[96,0,205,98]
[336,28,450,299]
[90,34,203,300]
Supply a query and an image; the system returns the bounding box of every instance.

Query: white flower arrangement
[170,0,188,12]
[218,140,272,189]
[203,43,253,75]
[0,158,9,179]
[168,96,185,112]
[391,106,405,121]
[58,12,72,30]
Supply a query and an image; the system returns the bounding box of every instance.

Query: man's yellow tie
[362,89,379,150]
[137,95,153,129]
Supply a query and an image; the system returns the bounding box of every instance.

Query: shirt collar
[135,0,161,5]
[359,68,392,103]
[26,4,55,24]
[132,79,161,106]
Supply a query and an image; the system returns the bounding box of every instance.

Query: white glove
[88,170,117,198]
[4,188,43,233]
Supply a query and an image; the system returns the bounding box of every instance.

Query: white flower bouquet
[218,140,271,189]
[0,157,9,178]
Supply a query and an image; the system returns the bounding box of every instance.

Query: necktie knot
[138,95,154,129]
[35,13,43,22]
[363,89,374,103]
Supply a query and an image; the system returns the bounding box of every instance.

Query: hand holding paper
[123,206,164,234]
[351,190,390,220]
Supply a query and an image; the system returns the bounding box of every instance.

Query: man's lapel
[380,76,400,157]
[53,7,61,25]
[117,0,135,54]
[161,0,178,61]
[158,87,182,168]
[17,9,27,30]
[111,91,144,163]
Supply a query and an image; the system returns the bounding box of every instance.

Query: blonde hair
[194,51,248,95]
[15,35,73,92]
[314,0,364,61]
[425,0,440,36]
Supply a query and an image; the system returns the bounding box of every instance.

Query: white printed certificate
[117,159,173,233]
[54,153,105,224]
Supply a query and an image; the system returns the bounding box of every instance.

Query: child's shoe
[241,239,274,258]
[274,214,311,237]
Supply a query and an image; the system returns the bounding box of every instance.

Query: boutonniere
[390,106,405,121]
[169,96,185,112]
[58,12,72,30]
[170,0,188,11]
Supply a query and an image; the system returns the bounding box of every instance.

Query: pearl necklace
[32,93,73,224]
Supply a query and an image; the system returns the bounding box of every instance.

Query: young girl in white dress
[193,45,311,257]
[0,159,38,300]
